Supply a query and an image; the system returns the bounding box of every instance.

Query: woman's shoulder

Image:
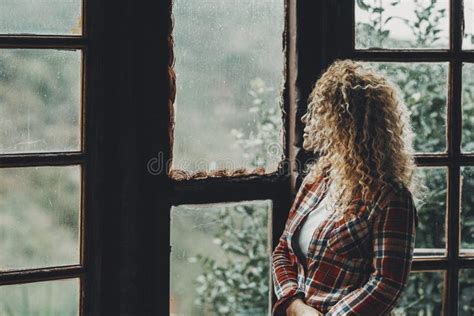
[366,178,415,218]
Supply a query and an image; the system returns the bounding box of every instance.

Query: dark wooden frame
[0,0,105,315]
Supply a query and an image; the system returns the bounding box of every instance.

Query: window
[170,0,285,178]
[2,0,472,315]
[349,0,472,314]
[167,0,289,314]
[0,0,103,314]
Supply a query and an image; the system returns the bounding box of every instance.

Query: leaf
[373,7,385,14]
[356,0,371,11]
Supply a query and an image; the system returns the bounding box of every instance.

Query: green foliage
[192,205,269,315]
[392,272,443,316]
[356,0,396,48]
[413,168,446,250]
[403,0,445,47]
[230,78,283,169]
[356,0,446,49]
[459,269,474,316]
[463,66,474,152]
[461,167,474,250]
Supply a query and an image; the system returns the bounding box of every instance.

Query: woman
[272,59,422,315]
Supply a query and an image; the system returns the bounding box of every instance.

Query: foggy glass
[0,0,82,35]
[0,166,81,271]
[170,200,271,315]
[0,278,79,315]
[0,49,82,154]
[464,0,474,50]
[171,0,284,174]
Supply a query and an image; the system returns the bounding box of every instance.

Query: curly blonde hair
[303,59,424,219]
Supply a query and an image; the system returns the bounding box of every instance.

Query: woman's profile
[272,59,422,316]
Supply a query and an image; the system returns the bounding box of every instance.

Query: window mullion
[446,164,461,316]
[444,0,464,313]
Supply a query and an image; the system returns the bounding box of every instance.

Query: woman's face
[301,103,329,152]
[301,109,314,151]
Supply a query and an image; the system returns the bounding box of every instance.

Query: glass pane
[0,166,81,271]
[0,0,82,35]
[361,62,448,153]
[0,49,82,154]
[413,167,447,257]
[393,271,444,315]
[172,0,284,175]
[0,278,79,315]
[459,269,474,316]
[170,200,271,315]
[462,63,474,152]
[355,0,449,49]
[460,166,474,256]
[464,0,474,50]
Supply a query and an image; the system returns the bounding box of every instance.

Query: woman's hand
[286,298,325,316]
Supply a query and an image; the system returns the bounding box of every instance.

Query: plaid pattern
[272,173,418,315]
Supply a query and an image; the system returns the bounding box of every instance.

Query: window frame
[0,0,104,315]
[163,0,297,314]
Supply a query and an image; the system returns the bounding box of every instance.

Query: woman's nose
[301,112,308,124]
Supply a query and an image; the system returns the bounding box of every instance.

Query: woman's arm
[325,188,418,316]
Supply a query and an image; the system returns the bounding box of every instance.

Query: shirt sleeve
[271,225,303,315]
[271,173,317,315]
[325,187,418,316]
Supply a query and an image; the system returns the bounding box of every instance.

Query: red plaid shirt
[272,173,418,315]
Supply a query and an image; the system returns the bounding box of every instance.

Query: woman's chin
[302,139,310,151]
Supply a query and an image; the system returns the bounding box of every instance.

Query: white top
[295,183,335,261]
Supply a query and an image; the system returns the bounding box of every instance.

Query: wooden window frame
[0,0,104,315]
[160,0,298,314]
